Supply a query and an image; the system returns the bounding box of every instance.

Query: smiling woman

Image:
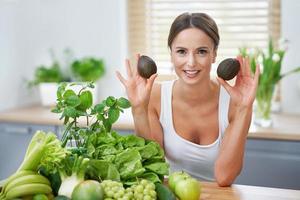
[117,12,260,186]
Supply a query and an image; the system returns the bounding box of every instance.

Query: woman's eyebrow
[175,46,187,50]
[197,46,209,50]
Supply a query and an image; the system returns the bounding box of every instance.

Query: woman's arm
[214,105,252,186]
[214,56,260,186]
[116,57,164,146]
[132,85,164,147]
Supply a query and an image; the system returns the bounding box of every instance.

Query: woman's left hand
[217,55,260,108]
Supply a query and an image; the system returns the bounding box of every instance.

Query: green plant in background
[29,49,106,87]
[28,49,71,87]
[71,57,105,82]
[28,61,67,86]
[240,39,300,126]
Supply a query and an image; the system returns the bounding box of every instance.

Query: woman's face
[170,28,216,84]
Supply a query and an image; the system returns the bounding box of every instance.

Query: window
[128,0,281,74]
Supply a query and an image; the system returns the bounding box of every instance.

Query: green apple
[168,171,190,191]
[72,180,104,200]
[174,177,201,200]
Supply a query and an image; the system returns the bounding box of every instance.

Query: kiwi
[217,58,240,80]
[137,55,157,79]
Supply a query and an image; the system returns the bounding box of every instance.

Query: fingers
[125,59,133,78]
[132,53,141,76]
[217,76,234,95]
[115,71,127,87]
[237,55,251,77]
[146,73,158,91]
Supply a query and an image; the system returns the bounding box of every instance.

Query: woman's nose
[187,53,196,67]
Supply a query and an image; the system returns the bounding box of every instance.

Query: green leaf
[94,103,105,113]
[115,148,145,179]
[108,107,120,124]
[63,107,78,118]
[138,172,161,183]
[63,89,76,99]
[77,90,93,111]
[51,108,62,113]
[57,83,67,100]
[138,142,159,159]
[103,119,112,132]
[65,95,81,107]
[97,114,105,121]
[144,162,169,175]
[106,96,116,107]
[123,135,145,148]
[117,97,131,109]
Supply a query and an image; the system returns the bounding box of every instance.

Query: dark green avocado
[217,58,240,80]
[137,55,157,79]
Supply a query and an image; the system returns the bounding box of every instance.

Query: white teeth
[184,70,199,75]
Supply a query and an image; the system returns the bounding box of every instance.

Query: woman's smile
[183,69,201,78]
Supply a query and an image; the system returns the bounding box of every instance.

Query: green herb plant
[28,49,70,87]
[51,82,169,187]
[51,82,130,148]
[240,39,300,124]
[28,61,66,87]
[71,57,105,82]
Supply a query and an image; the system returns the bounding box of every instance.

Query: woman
[116,12,259,186]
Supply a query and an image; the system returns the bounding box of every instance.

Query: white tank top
[159,80,230,181]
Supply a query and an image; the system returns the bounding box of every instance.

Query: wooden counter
[0,105,300,141]
[200,181,300,200]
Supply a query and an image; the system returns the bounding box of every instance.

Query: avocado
[137,55,157,79]
[217,58,240,80]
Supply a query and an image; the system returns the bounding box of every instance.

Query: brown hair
[168,12,220,50]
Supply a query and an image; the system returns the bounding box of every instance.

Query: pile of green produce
[0,82,202,199]
[0,131,67,199]
[0,82,176,200]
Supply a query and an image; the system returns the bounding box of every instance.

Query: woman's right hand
[116,55,157,109]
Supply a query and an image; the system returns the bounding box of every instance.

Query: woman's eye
[198,49,208,55]
[176,49,186,55]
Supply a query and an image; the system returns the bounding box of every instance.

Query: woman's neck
[174,78,218,106]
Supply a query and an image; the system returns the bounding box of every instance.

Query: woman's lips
[183,70,200,78]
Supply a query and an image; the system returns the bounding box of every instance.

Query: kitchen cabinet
[235,138,300,190]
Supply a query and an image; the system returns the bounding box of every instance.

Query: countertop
[200,181,300,200]
[0,105,300,141]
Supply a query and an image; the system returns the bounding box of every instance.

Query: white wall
[0,0,299,113]
[281,0,300,114]
[0,0,128,111]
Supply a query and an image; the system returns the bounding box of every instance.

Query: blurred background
[0,0,299,113]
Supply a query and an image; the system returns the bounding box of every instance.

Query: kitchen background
[0,0,300,190]
[0,0,300,113]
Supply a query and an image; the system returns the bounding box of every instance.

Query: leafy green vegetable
[18,131,67,172]
[50,82,168,187]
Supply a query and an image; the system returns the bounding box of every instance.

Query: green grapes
[100,179,156,200]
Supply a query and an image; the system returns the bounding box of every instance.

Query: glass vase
[254,84,275,128]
